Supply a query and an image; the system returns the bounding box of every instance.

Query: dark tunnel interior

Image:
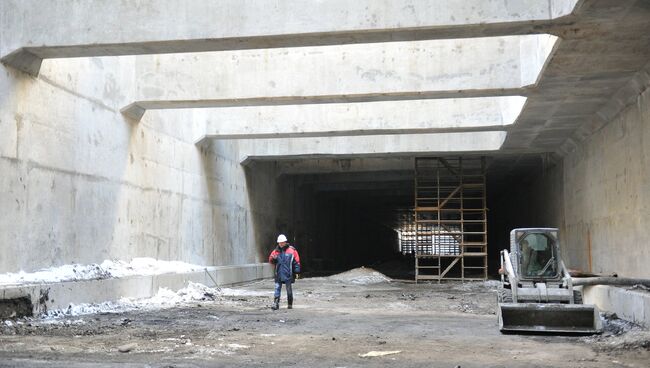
[274,154,556,280]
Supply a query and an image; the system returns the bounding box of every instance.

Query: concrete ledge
[120,102,147,121]
[192,96,526,142]
[239,131,507,164]
[583,285,650,327]
[0,263,273,318]
[1,0,579,75]
[0,48,42,76]
[123,34,558,124]
[125,90,528,124]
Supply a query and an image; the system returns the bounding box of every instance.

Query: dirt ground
[1,270,649,368]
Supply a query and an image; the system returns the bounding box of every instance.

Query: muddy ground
[1,272,649,368]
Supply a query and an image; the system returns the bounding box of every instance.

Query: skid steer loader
[498,228,602,334]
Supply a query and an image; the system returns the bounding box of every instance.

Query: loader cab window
[519,233,557,278]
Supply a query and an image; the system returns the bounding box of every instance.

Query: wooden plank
[440,256,461,278]
[438,185,462,208]
[437,157,459,176]
[416,276,441,280]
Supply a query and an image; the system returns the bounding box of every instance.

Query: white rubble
[326,267,392,285]
[45,282,221,318]
[0,257,205,286]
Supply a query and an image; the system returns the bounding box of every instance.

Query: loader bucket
[498,303,602,334]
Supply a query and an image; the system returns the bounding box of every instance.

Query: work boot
[271,297,280,311]
[287,296,293,309]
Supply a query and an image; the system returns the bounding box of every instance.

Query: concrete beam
[123,35,556,121]
[238,131,507,164]
[193,96,526,142]
[497,1,650,154]
[312,181,412,193]
[278,158,414,176]
[299,171,415,185]
[1,0,578,75]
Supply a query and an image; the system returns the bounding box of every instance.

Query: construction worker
[268,234,301,310]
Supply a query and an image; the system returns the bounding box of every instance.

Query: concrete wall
[491,86,650,278]
[561,87,650,278]
[583,285,650,327]
[0,0,577,76]
[0,55,280,274]
[0,263,274,318]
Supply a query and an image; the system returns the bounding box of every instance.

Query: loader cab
[512,228,561,281]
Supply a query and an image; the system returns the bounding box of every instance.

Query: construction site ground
[1,268,649,368]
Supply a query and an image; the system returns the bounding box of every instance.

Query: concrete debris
[0,258,205,286]
[117,343,137,353]
[218,287,272,297]
[586,329,650,351]
[631,284,649,291]
[454,280,501,292]
[359,350,402,357]
[325,267,391,285]
[225,343,250,350]
[1,276,649,366]
[582,313,650,351]
[45,282,221,318]
[0,296,34,319]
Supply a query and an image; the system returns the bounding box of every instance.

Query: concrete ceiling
[1,0,579,75]
[2,0,650,172]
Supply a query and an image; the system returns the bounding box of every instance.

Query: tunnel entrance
[278,168,414,279]
[274,154,553,281]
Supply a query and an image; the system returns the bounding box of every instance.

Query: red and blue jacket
[269,244,301,283]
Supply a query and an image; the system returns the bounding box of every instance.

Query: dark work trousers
[274,281,293,300]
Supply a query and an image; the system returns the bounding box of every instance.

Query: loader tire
[573,290,583,304]
[497,288,513,303]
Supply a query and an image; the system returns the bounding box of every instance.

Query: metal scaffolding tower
[414,157,488,282]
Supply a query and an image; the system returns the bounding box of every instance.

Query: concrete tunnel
[1,0,650,333]
[244,153,563,279]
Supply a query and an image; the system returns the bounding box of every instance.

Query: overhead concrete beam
[277,158,414,176]
[312,181,412,193]
[121,90,526,122]
[193,96,526,142]
[123,35,556,121]
[298,171,415,185]
[238,131,507,164]
[1,0,579,75]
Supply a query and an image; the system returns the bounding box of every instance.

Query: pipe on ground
[571,277,650,288]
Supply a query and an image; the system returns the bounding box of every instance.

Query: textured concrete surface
[194,96,525,141]
[1,0,650,313]
[1,279,649,367]
[487,84,650,279]
[504,1,650,155]
[0,0,578,75]
[0,263,273,316]
[561,87,650,278]
[238,132,507,164]
[120,0,650,165]
[584,285,650,327]
[122,35,554,121]
[0,56,281,275]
